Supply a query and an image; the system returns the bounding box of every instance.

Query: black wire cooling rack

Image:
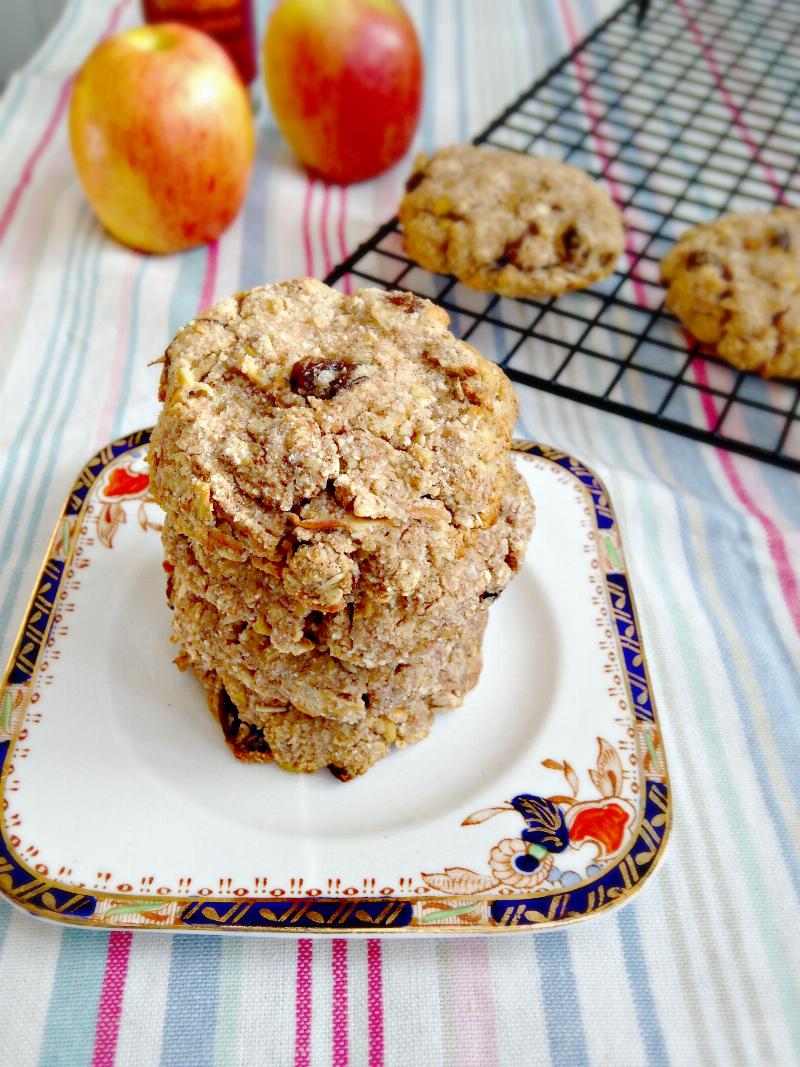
[326,0,800,472]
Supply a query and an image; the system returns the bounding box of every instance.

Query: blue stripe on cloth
[111,256,149,440]
[454,0,469,142]
[532,0,566,75]
[0,899,12,955]
[160,936,222,1067]
[238,128,279,291]
[0,210,98,638]
[616,908,669,1067]
[667,456,800,875]
[757,457,800,528]
[37,930,109,1067]
[0,208,88,516]
[420,0,437,152]
[534,931,590,1066]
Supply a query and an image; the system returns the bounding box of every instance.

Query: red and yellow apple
[264,0,423,185]
[69,23,255,253]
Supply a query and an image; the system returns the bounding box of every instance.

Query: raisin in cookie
[399,145,624,298]
[660,207,800,378]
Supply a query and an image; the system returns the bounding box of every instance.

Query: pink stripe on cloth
[337,187,352,293]
[452,941,499,1067]
[198,240,219,314]
[302,178,316,277]
[332,939,349,1067]
[294,939,313,1067]
[561,0,800,635]
[0,77,73,245]
[691,359,800,634]
[0,0,133,247]
[320,183,333,276]
[675,0,787,203]
[91,931,133,1067]
[558,0,649,308]
[367,940,384,1067]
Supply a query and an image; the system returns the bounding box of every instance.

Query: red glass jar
[142,0,257,84]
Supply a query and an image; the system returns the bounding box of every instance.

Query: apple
[69,23,255,253]
[264,0,423,185]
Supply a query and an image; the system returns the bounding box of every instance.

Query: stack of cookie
[149,279,534,779]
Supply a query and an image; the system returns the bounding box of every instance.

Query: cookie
[149,280,532,668]
[660,207,800,378]
[189,611,488,779]
[398,145,624,298]
[161,462,533,668]
[149,278,517,543]
[150,279,534,777]
[169,583,488,728]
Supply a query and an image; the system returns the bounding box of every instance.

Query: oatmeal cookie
[149,280,532,667]
[186,612,487,778]
[660,206,800,378]
[169,583,488,727]
[150,278,535,777]
[149,278,517,545]
[161,462,533,667]
[399,145,624,298]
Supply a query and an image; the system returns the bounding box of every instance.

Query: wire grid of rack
[326,0,800,472]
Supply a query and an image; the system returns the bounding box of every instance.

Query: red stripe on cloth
[294,939,313,1067]
[320,183,333,276]
[90,931,133,1067]
[557,0,649,308]
[302,178,316,277]
[337,186,352,293]
[691,359,800,632]
[675,0,787,203]
[332,939,349,1067]
[367,939,384,1067]
[0,0,133,247]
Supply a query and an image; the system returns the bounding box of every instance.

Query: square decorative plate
[0,430,669,935]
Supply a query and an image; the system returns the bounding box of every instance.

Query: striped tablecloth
[1,1,799,1064]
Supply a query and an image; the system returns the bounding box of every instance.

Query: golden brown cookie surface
[660,207,800,378]
[399,145,624,298]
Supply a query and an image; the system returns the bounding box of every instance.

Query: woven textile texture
[0,1,798,1064]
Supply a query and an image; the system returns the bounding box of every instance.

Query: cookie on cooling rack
[660,206,800,379]
[398,144,625,298]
